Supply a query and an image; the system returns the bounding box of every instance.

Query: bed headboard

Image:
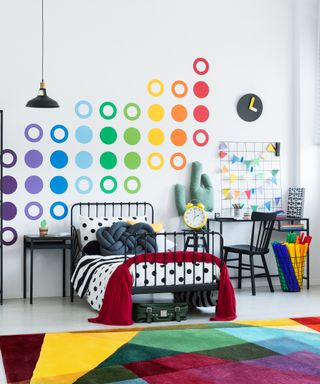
[70,201,154,229]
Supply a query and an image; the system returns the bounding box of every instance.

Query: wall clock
[237,93,263,122]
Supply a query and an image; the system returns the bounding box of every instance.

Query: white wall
[0,0,317,298]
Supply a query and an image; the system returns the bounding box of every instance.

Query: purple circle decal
[24,150,43,168]
[25,124,44,143]
[1,176,18,195]
[25,176,43,194]
[1,202,17,221]
[1,149,17,168]
[2,227,18,246]
[24,202,43,220]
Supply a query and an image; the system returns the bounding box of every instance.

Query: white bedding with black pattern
[71,254,220,311]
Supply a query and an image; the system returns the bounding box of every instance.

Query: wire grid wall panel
[219,141,282,217]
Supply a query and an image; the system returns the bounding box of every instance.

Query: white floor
[0,285,319,382]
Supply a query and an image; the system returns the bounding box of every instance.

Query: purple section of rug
[0,333,45,384]
[246,351,320,376]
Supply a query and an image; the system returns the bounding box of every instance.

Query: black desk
[207,217,310,289]
[23,235,71,304]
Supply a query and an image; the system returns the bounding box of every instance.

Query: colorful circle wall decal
[2,202,17,221]
[75,151,93,169]
[100,152,117,170]
[1,149,17,168]
[171,80,188,98]
[2,176,18,195]
[100,127,117,145]
[100,176,117,194]
[147,79,164,97]
[75,125,93,143]
[50,150,68,169]
[147,152,164,170]
[193,81,209,98]
[2,227,18,246]
[100,102,117,120]
[148,128,165,146]
[124,176,141,194]
[50,201,68,220]
[124,128,141,145]
[170,129,187,146]
[193,129,209,147]
[193,105,209,122]
[25,202,43,220]
[50,176,68,194]
[124,103,141,121]
[193,57,209,75]
[124,152,141,170]
[50,125,69,143]
[75,100,93,119]
[170,153,187,170]
[75,176,93,194]
[25,124,43,143]
[171,105,188,122]
[147,104,164,122]
[25,150,43,168]
[25,176,43,194]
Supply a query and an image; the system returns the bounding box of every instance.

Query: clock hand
[249,97,258,112]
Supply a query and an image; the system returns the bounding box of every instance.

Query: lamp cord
[41,0,44,82]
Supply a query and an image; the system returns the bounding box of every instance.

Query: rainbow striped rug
[1,316,320,383]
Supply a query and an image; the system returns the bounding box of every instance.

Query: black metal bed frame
[70,202,223,302]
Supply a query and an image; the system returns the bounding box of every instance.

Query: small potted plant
[39,219,48,237]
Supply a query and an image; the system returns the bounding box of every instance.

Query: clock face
[237,93,263,122]
[184,207,207,229]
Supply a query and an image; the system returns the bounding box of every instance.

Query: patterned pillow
[79,215,148,255]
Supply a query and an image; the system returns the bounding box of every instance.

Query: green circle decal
[124,176,141,194]
[123,103,141,121]
[124,127,141,145]
[100,152,117,169]
[100,176,117,194]
[124,152,141,170]
[100,127,117,145]
[99,102,117,120]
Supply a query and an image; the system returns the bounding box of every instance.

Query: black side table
[182,229,209,252]
[23,235,71,304]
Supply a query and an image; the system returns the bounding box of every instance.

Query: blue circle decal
[75,100,93,119]
[75,125,93,143]
[75,176,93,194]
[50,176,68,194]
[50,125,69,143]
[50,201,68,220]
[75,151,93,169]
[50,150,68,169]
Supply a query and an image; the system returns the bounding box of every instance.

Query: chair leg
[238,253,242,289]
[261,254,274,293]
[249,255,256,295]
[223,249,229,262]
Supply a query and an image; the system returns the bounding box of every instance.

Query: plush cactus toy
[175,161,214,216]
[40,219,47,228]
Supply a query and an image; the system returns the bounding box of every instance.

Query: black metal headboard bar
[70,202,154,229]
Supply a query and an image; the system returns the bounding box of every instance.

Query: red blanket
[89,251,236,325]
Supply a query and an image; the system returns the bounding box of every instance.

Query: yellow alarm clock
[183,200,207,230]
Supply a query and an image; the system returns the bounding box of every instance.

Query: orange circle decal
[171,80,188,98]
[170,153,187,170]
[171,129,187,146]
[171,105,188,122]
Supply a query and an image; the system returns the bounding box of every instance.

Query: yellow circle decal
[147,79,164,97]
[147,104,165,122]
[147,152,164,170]
[148,128,165,146]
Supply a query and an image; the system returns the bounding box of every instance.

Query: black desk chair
[223,211,277,296]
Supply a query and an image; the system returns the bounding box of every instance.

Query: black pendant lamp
[26,0,59,108]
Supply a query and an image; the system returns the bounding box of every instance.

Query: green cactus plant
[175,161,214,216]
[40,219,47,228]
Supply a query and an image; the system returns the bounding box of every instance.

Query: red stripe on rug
[0,333,45,384]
